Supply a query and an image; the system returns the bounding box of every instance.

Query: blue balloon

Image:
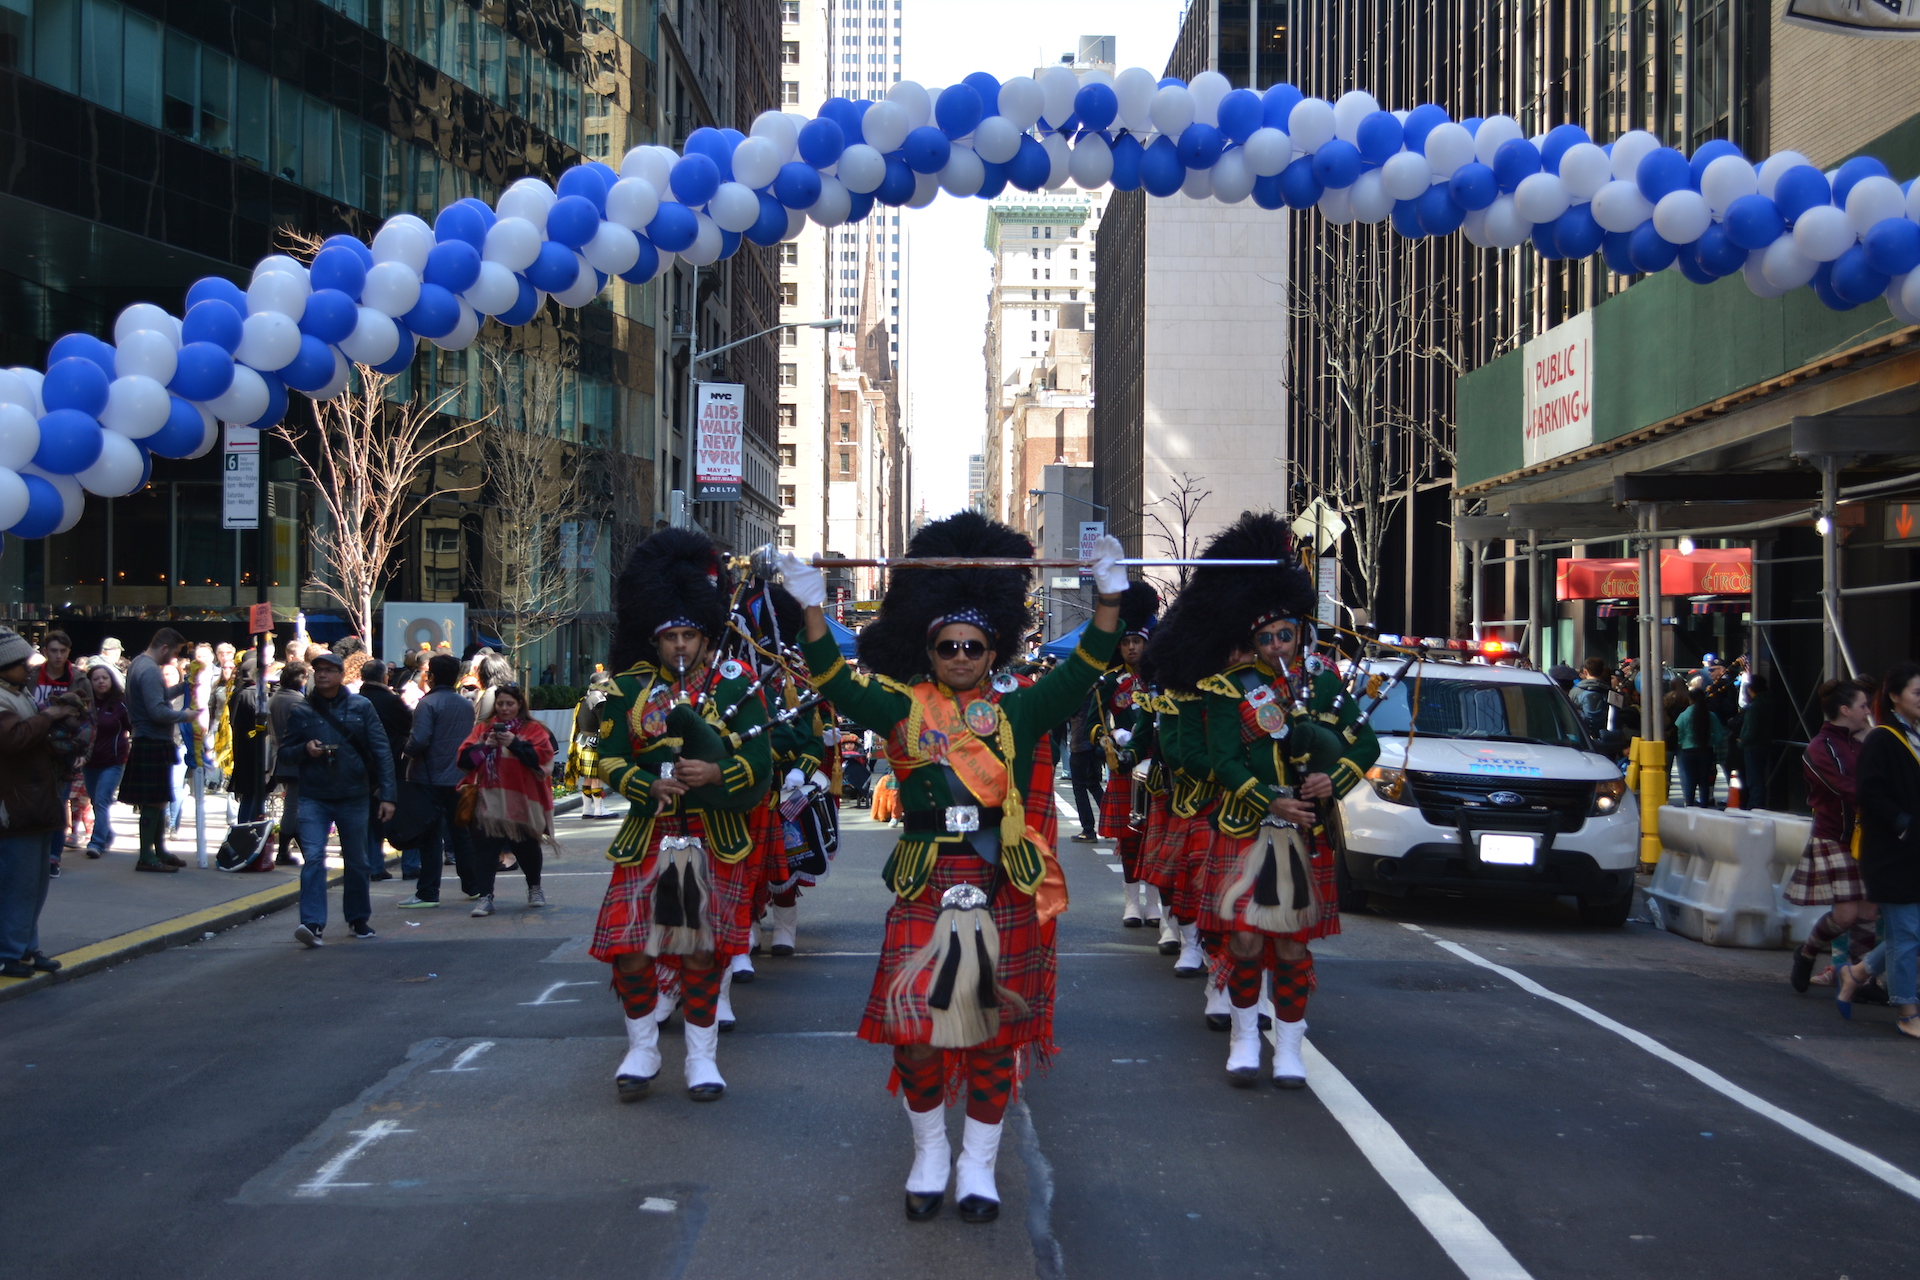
[975,160,1008,201]
[875,156,916,205]
[423,239,482,294]
[846,190,876,222]
[455,197,497,232]
[1602,229,1638,276]
[620,236,661,285]
[1831,155,1890,211]
[1695,222,1747,276]
[1007,135,1052,192]
[1493,138,1541,192]
[557,164,610,214]
[1449,162,1498,211]
[1687,138,1743,187]
[1261,84,1303,130]
[371,321,419,374]
[1391,199,1427,239]
[525,240,581,294]
[1864,215,1920,276]
[1773,166,1832,223]
[718,229,741,259]
[434,202,489,250]
[1635,146,1691,203]
[1401,103,1450,154]
[299,289,358,345]
[42,357,111,417]
[405,284,462,340]
[772,161,823,209]
[185,276,249,314]
[280,334,339,392]
[1311,138,1362,189]
[1540,123,1590,174]
[1462,117,1483,136]
[937,84,985,138]
[1216,89,1262,144]
[963,72,1002,116]
[797,117,846,169]
[647,202,700,253]
[1417,184,1466,236]
[745,193,789,246]
[48,332,117,379]
[498,277,541,326]
[181,300,245,354]
[1810,262,1860,311]
[1140,136,1185,197]
[1176,123,1223,170]
[1280,157,1325,209]
[669,153,722,207]
[168,342,235,401]
[546,195,601,249]
[1554,202,1605,259]
[1628,221,1679,273]
[251,369,288,429]
[902,126,952,175]
[1531,221,1563,260]
[684,127,735,181]
[32,408,104,474]
[1674,242,1719,285]
[1723,193,1785,250]
[1074,83,1119,133]
[323,233,375,266]
[1355,112,1403,165]
[818,97,861,139]
[146,397,206,458]
[1831,243,1890,304]
[1251,172,1286,210]
[309,246,368,300]
[6,473,64,539]
[1157,77,1186,89]
[1110,134,1144,191]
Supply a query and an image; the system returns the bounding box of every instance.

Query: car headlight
[1592,776,1627,816]
[1366,765,1412,805]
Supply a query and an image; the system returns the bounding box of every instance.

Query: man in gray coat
[396,654,476,908]
[120,629,195,871]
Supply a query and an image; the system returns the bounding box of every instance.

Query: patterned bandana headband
[927,608,996,644]
[654,617,702,635]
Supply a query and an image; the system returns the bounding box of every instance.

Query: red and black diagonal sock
[679,965,723,1027]
[1272,953,1314,1024]
[1227,957,1265,1009]
[965,1049,1016,1124]
[1798,911,1845,959]
[772,887,799,908]
[894,1047,947,1113]
[1847,923,1879,962]
[610,960,658,1019]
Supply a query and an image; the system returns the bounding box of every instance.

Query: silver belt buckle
[658,761,675,780]
[944,804,981,833]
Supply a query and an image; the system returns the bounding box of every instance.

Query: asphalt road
[4,786,1919,1280]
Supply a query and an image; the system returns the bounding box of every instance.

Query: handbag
[386,779,440,848]
[455,783,479,827]
[215,819,274,872]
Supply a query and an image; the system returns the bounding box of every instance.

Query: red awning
[1556,548,1753,600]
[1557,558,1640,600]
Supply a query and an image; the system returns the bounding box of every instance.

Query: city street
[4,792,1918,1280]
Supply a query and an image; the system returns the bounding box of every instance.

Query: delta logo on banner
[1522,310,1593,468]
[1785,0,1920,39]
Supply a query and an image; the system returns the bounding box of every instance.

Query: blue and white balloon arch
[3,65,1915,543]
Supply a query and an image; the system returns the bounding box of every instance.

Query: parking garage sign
[1522,310,1593,467]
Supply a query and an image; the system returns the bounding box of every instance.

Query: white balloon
[0,403,40,471]
[0,371,29,413]
[620,145,669,190]
[861,101,910,153]
[114,303,179,348]
[605,178,661,232]
[1699,154,1759,216]
[783,208,808,241]
[1886,272,1920,323]
[1318,184,1355,223]
[339,307,401,366]
[1210,147,1254,203]
[907,171,941,209]
[750,111,799,165]
[1762,234,1820,288]
[1179,165,1213,201]
[1150,86,1198,139]
[1287,98,1336,153]
[0,466,26,530]
[76,428,147,497]
[1483,194,1532,248]
[1188,70,1231,128]
[482,217,543,272]
[1422,122,1475,179]
[114,329,178,384]
[972,116,1023,165]
[247,270,310,322]
[887,79,933,130]
[313,349,352,401]
[837,144,887,194]
[1380,151,1432,201]
[708,182,763,233]
[1462,207,1494,248]
[1558,143,1613,200]
[1846,175,1906,236]
[1039,66,1079,129]
[251,253,308,284]
[939,146,986,196]
[362,261,423,317]
[386,213,432,238]
[998,76,1043,130]
[185,414,219,461]
[581,222,642,277]
[1042,133,1070,189]
[1758,150,1811,200]
[554,256,601,308]
[461,260,520,315]
[1473,115,1525,167]
[808,176,851,227]
[209,364,269,426]
[1242,127,1291,177]
[235,311,301,371]
[1902,268,1920,319]
[496,177,558,225]
[1651,190,1711,244]
[1591,180,1655,233]
[1350,169,1395,222]
[100,375,171,439]
[681,214,723,267]
[1332,89,1380,143]
[1608,130,1659,183]
[1793,204,1855,262]
[1115,67,1159,133]
[1068,135,1113,190]
[1743,249,1791,299]
[8,369,44,418]
[431,304,484,350]
[1513,173,1571,224]
[730,136,783,190]
[370,221,432,273]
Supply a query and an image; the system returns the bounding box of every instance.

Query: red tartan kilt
[1787,836,1867,906]
[1162,805,1217,921]
[589,814,760,963]
[857,849,1054,1055]
[1098,772,1133,838]
[1138,793,1175,889]
[1198,823,1340,943]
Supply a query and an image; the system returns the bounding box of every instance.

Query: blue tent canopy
[1039,623,1086,660]
[825,615,859,659]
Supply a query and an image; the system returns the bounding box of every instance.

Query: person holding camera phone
[284,649,395,947]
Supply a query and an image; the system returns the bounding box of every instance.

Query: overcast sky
[898,0,1185,521]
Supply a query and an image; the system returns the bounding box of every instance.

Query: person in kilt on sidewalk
[590,529,773,1103]
[119,629,196,872]
[777,511,1129,1225]
[1089,583,1161,929]
[1789,679,1876,992]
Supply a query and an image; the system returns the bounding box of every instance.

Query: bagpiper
[775,512,1128,1223]
[590,529,773,1101]
[1087,583,1162,928]
[566,667,617,820]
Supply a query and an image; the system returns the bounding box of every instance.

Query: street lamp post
[1026,488,1108,644]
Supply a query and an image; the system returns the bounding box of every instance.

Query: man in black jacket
[284,650,395,947]
[357,661,413,883]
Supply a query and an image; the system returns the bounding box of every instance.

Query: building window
[779,326,797,346]
[839,450,852,475]
[1030,330,1036,341]
[1044,227,1051,238]
[839,421,851,440]
[779,282,799,306]
[781,41,799,64]
[778,404,797,428]
[782,0,800,20]
[779,443,797,466]
[779,484,796,508]
[778,364,797,387]
[1069,269,1077,280]
[584,133,610,157]
[777,524,797,548]
[839,390,853,409]
[1029,227,1037,238]
[779,243,799,266]
[782,80,800,105]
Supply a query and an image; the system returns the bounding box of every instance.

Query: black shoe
[1,959,35,979]
[294,924,323,948]
[48,862,60,879]
[1258,1013,1272,1032]
[401,870,419,880]
[616,1074,653,1102]
[1790,951,1815,993]
[275,853,296,866]
[1206,1013,1230,1032]
[770,943,794,957]
[732,969,755,984]
[1069,833,1098,843]
[957,1195,999,1224]
[1857,979,1891,1006]
[904,1190,943,1221]
[370,870,393,882]
[26,950,62,974]
[349,920,376,939]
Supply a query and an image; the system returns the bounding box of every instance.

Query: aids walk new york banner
[695,382,745,503]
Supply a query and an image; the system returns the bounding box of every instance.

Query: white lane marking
[295,1119,412,1197]
[1303,1040,1535,1280]
[1432,937,1920,1204]
[638,1196,678,1213]
[1106,864,1123,873]
[1400,922,1427,932]
[520,980,600,1006]
[430,1041,495,1073]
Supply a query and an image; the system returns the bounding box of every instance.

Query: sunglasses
[1253,628,1297,647]
[932,639,989,659]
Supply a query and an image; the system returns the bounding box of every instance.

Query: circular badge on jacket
[1254,703,1285,734]
[965,700,999,736]
[991,672,1019,694]
[719,659,744,680]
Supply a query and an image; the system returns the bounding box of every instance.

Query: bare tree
[1141,471,1213,597]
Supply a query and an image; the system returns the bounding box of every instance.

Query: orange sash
[903,683,1009,807]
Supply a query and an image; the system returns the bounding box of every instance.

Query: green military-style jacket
[1199,660,1353,839]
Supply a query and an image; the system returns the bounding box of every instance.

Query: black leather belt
[904,805,1004,835]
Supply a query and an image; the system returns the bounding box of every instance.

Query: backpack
[1572,682,1608,738]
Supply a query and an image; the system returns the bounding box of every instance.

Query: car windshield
[1367,674,1588,748]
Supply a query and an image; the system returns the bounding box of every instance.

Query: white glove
[1111,728,1133,747]
[776,550,827,609]
[783,767,806,792]
[1089,533,1128,596]
[821,727,840,746]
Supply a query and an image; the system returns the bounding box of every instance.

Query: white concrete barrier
[1646,806,1823,949]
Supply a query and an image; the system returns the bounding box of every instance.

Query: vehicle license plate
[1478,833,1537,866]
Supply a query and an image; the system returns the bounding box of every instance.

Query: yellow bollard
[1625,736,1642,795]
[1636,738,1666,868]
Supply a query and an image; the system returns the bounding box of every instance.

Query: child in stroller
[838,730,874,808]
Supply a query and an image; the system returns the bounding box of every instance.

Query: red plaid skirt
[858,849,1055,1062]
[1788,836,1867,906]
[1161,804,1217,922]
[590,813,760,963]
[1139,792,1175,888]
[1198,824,1340,943]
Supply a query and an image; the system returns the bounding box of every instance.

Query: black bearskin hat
[1141,510,1315,693]
[608,528,733,673]
[741,579,806,650]
[856,510,1033,683]
[1118,582,1160,636]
